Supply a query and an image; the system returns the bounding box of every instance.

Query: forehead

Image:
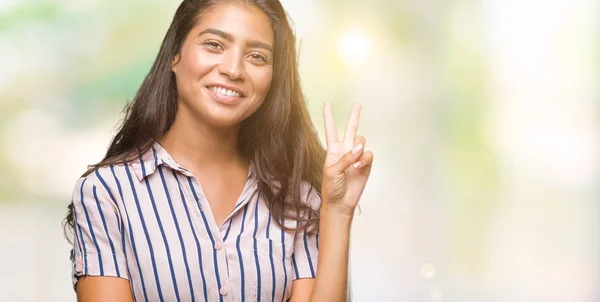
[193,3,274,44]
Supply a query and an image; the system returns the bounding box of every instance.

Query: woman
[64,0,374,301]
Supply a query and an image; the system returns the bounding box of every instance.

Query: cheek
[252,69,273,96]
[178,49,214,83]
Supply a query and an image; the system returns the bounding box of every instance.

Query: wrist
[318,204,353,237]
[320,203,355,220]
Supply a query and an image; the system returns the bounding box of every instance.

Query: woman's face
[172,3,274,128]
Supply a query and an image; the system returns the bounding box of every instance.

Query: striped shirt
[70,142,320,301]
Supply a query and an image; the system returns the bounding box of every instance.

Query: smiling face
[171,3,274,129]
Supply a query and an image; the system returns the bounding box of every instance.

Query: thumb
[330,144,363,174]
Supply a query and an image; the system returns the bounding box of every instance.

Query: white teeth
[228,89,240,97]
[210,86,241,97]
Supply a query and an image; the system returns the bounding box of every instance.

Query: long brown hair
[63,0,325,241]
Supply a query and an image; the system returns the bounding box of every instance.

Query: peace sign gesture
[320,102,374,217]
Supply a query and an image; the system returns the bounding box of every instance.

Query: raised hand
[320,102,374,217]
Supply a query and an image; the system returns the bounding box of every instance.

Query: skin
[161,3,275,227]
[76,3,373,302]
[306,102,374,302]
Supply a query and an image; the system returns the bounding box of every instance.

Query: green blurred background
[0,0,598,301]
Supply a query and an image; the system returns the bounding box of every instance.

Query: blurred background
[0,0,598,301]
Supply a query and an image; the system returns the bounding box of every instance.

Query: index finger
[343,103,362,144]
[323,101,339,146]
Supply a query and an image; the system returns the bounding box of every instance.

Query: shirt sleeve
[291,183,321,280]
[70,173,129,289]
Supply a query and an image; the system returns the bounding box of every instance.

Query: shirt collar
[130,141,181,181]
[130,141,256,182]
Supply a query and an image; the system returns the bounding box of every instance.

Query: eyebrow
[198,28,273,53]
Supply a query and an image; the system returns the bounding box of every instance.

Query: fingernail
[352,144,363,155]
[353,161,362,169]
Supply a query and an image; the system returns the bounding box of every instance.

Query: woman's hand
[320,102,374,217]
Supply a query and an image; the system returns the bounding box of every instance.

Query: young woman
[64,0,374,301]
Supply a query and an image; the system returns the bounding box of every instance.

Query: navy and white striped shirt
[70,142,320,301]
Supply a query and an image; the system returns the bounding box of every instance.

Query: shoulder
[76,165,116,187]
[71,164,128,202]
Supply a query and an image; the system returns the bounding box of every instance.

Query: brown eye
[248,52,268,63]
[203,40,223,50]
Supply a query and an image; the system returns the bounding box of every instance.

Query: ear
[171,54,180,73]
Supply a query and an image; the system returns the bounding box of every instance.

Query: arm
[293,103,374,301]
[309,207,353,302]
[70,174,133,301]
[290,207,354,302]
[290,279,316,302]
[289,210,353,302]
[76,276,134,302]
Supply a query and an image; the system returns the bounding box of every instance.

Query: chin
[210,117,244,128]
[199,107,250,129]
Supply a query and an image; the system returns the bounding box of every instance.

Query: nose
[217,50,246,81]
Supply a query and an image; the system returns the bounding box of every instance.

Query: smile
[207,86,243,98]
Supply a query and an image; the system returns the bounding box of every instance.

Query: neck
[159,108,246,171]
